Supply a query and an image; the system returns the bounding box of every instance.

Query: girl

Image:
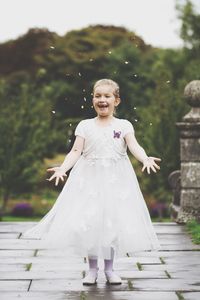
[22,79,161,286]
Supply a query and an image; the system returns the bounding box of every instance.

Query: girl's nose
[99,97,106,101]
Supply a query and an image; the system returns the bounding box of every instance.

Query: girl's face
[92,85,120,117]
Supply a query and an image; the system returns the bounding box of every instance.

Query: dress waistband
[82,154,128,160]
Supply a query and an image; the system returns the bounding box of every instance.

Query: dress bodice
[74,117,134,161]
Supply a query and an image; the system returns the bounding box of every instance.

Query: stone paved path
[0,222,200,300]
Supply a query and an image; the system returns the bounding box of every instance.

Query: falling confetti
[134,74,138,77]
[78,72,82,77]
[166,80,171,84]
[89,58,93,62]
[133,107,137,110]
[134,119,138,122]
[69,123,72,127]
[83,89,86,92]
[52,110,56,114]
[84,97,87,102]
[125,61,129,64]
[68,139,71,143]
[150,123,153,126]
[108,51,112,54]
[50,46,55,49]
[81,105,84,109]
[91,105,94,108]
[91,93,93,96]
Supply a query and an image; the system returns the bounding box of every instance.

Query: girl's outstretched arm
[46,136,85,185]
[124,132,161,174]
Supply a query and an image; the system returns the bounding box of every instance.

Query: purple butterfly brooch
[113,130,121,139]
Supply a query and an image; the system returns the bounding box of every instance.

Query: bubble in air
[78,72,82,77]
[81,105,84,109]
[50,46,55,49]
[125,61,129,64]
[166,80,170,84]
[51,110,56,114]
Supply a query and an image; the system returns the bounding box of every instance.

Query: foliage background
[0,0,199,218]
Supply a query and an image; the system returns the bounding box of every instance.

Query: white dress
[22,117,161,259]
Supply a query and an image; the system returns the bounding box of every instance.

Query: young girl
[22,79,161,285]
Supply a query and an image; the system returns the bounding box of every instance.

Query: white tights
[88,247,114,271]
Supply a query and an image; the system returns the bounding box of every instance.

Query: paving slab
[0,291,179,300]
[0,263,27,271]
[0,250,34,257]
[0,280,30,291]
[0,270,168,280]
[0,233,20,239]
[0,291,80,300]
[182,292,200,300]
[131,278,200,291]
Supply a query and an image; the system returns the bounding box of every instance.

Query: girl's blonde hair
[93,79,120,98]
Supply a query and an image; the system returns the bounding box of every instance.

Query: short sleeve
[122,120,134,138]
[74,120,86,138]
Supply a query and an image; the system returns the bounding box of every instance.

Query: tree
[0,79,55,217]
[176,0,200,52]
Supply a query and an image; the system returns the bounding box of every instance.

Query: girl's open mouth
[97,103,109,108]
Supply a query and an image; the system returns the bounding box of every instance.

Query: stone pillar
[176,80,200,223]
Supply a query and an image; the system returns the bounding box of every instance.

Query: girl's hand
[46,167,68,186]
[142,157,161,174]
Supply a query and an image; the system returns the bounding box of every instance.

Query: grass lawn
[1,215,172,222]
[185,219,200,244]
[1,216,42,222]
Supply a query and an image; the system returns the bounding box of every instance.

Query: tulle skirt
[22,155,161,259]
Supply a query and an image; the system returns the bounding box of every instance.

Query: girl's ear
[115,97,121,106]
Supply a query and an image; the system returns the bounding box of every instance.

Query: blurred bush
[11,202,34,217]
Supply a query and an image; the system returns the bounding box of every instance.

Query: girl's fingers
[151,165,157,173]
[154,163,160,169]
[147,166,150,174]
[55,177,59,186]
[46,174,55,181]
[154,164,160,170]
[46,168,55,172]
[152,157,161,161]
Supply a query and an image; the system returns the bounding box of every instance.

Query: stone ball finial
[184,80,200,107]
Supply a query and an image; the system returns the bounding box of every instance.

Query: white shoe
[104,269,122,285]
[82,267,99,285]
